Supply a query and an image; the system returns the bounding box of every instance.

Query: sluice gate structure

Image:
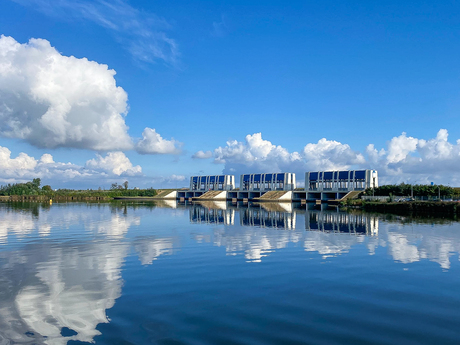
[175,170,378,203]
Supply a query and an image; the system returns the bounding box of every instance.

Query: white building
[190,175,235,191]
[305,170,378,192]
[240,173,296,191]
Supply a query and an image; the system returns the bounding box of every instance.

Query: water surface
[0,201,460,344]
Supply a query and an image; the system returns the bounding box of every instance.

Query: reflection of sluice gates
[190,203,235,225]
[241,206,296,230]
[306,210,378,235]
[187,202,378,234]
[189,203,295,229]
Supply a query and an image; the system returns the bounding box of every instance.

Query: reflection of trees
[377,212,458,225]
[0,201,44,219]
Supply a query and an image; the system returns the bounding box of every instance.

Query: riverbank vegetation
[0,179,158,200]
[338,183,460,218]
[364,183,458,198]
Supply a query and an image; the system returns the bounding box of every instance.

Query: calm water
[1,201,460,345]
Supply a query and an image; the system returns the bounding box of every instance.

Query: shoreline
[358,200,460,218]
[2,196,460,219]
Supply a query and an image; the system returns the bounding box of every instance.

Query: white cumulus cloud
[39,153,54,164]
[169,174,186,182]
[0,35,183,156]
[85,152,142,176]
[0,146,146,188]
[0,35,132,151]
[368,129,460,184]
[303,138,366,170]
[136,128,182,155]
[195,129,460,185]
[213,133,302,171]
[208,133,361,177]
[386,132,418,164]
[0,146,38,176]
[192,150,213,159]
[0,147,86,184]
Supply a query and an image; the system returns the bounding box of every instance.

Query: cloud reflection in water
[1,201,460,344]
[187,201,460,268]
[0,202,141,344]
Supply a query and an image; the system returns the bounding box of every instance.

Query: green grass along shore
[0,178,169,201]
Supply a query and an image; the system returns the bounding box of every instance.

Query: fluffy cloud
[194,129,460,185]
[386,132,418,164]
[136,128,182,155]
[0,35,183,156]
[0,35,132,151]
[192,150,213,159]
[368,129,460,184]
[207,133,362,177]
[0,144,189,189]
[0,146,143,188]
[213,133,304,175]
[85,152,142,176]
[303,138,365,170]
[0,146,84,183]
[169,174,186,181]
[0,147,37,174]
[39,153,54,164]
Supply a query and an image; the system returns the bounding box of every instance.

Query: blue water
[0,201,460,344]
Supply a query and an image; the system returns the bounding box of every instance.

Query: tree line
[0,178,47,196]
[364,183,457,198]
[0,179,157,197]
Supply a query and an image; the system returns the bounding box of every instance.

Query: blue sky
[1,0,460,188]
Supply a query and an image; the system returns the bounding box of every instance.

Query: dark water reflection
[0,201,460,344]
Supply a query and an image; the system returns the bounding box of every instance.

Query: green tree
[32,178,41,189]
